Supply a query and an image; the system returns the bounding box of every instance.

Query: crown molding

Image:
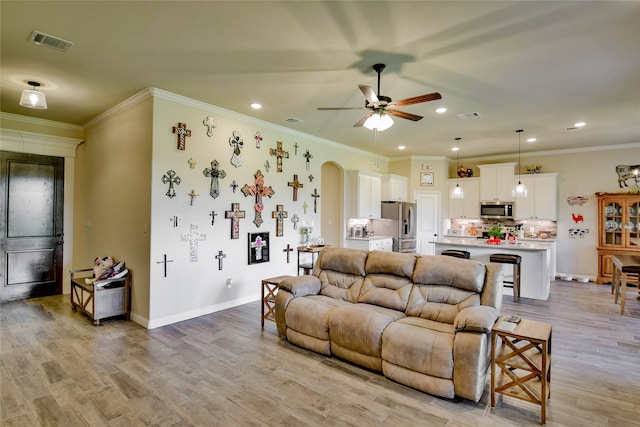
[0,111,84,132]
[83,88,153,130]
[0,128,83,157]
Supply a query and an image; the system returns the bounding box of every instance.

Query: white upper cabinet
[382,174,408,202]
[479,163,516,202]
[448,178,480,219]
[347,170,382,219]
[515,173,558,220]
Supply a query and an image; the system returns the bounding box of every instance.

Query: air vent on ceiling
[284,117,304,124]
[30,30,74,52]
[457,112,481,119]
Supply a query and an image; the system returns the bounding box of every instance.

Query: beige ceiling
[1,1,639,159]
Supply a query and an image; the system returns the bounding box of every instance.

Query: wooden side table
[491,316,552,424]
[261,275,289,328]
[297,245,324,275]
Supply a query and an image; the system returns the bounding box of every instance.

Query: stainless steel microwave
[480,201,514,220]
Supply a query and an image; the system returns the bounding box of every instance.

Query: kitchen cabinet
[479,163,516,202]
[448,178,480,219]
[596,193,640,283]
[345,237,393,252]
[515,173,558,220]
[382,174,408,202]
[347,170,382,218]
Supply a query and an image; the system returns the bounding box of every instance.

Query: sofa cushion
[285,295,351,341]
[365,250,417,278]
[405,285,480,324]
[413,255,485,293]
[357,274,413,311]
[318,270,364,303]
[315,247,368,276]
[454,305,500,334]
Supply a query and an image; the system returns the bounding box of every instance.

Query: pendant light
[451,137,464,199]
[19,81,48,109]
[512,129,528,198]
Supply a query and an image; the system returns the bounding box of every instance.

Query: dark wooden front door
[0,151,65,302]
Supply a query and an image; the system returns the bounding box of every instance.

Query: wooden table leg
[621,271,627,315]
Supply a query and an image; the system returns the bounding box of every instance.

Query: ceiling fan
[318,63,442,130]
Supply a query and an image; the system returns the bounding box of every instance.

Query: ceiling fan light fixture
[363,112,393,131]
[19,81,47,109]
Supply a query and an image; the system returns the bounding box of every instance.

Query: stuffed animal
[85,256,127,284]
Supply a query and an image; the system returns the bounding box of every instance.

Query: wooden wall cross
[271,205,288,237]
[241,170,275,228]
[203,159,226,198]
[172,122,192,151]
[303,149,313,171]
[182,224,207,262]
[287,174,304,201]
[269,141,289,172]
[225,203,246,239]
[283,244,294,263]
[161,170,181,198]
[215,250,226,270]
[291,213,299,230]
[156,254,174,278]
[311,188,320,213]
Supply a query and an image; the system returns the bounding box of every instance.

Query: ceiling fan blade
[317,107,366,110]
[353,112,373,127]
[388,109,423,121]
[359,85,379,105]
[394,92,442,107]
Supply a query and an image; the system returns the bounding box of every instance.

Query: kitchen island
[433,238,553,300]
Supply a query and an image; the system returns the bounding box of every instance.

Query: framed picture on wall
[248,232,270,264]
[420,172,434,186]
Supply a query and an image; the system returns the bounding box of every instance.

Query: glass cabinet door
[628,200,640,241]
[603,200,623,246]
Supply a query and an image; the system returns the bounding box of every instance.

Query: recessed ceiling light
[574,122,586,127]
[250,103,262,109]
[398,145,406,150]
[527,137,537,143]
[435,107,447,114]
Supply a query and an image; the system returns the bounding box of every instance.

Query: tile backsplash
[449,218,557,239]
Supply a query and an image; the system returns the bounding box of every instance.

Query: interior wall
[321,161,343,246]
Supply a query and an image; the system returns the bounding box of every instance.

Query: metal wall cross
[230,180,239,193]
[291,213,299,230]
[225,202,246,239]
[156,254,174,278]
[302,201,309,214]
[269,141,289,172]
[271,205,288,237]
[283,244,294,263]
[311,188,320,213]
[182,224,207,262]
[241,170,275,228]
[287,174,304,201]
[293,143,299,155]
[188,189,199,206]
[254,131,262,148]
[229,130,244,168]
[172,122,192,151]
[161,170,181,198]
[209,211,217,225]
[303,149,313,171]
[215,250,226,270]
[203,116,216,137]
[188,158,197,169]
[203,159,226,198]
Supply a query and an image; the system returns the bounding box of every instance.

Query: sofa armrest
[454,305,500,334]
[280,275,321,297]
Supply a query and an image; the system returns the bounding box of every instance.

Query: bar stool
[490,254,521,302]
[441,249,471,259]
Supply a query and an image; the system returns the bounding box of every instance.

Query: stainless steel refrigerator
[371,201,417,253]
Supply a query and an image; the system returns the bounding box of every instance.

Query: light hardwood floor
[1,281,639,426]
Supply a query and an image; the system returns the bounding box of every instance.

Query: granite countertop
[433,238,552,251]
[345,236,393,241]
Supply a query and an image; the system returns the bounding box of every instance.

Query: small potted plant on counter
[487,225,502,245]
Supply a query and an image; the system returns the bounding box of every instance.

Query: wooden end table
[491,316,552,424]
[261,275,290,328]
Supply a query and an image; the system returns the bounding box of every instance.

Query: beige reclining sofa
[275,247,504,402]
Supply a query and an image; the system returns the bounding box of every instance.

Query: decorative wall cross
[302,201,309,214]
[311,188,320,213]
[188,189,199,206]
[241,170,275,228]
[269,141,289,172]
[293,143,299,155]
[203,159,226,198]
[170,216,180,228]
[229,130,244,167]
[287,174,304,201]
[308,174,314,182]
[230,180,239,193]
[215,250,226,270]
[188,158,197,169]
[172,122,191,151]
[250,234,268,261]
[182,224,207,262]
[264,160,271,173]
[271,205,288,237]
[225,203,246,239]
[283,244,294,263]
[254,131,262,148]
[291,214,299,230]
[203,116,216,137]
[161,170,181,198]
[156,254,174,278]
[303,149,313,171]
[209,211,217,225]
